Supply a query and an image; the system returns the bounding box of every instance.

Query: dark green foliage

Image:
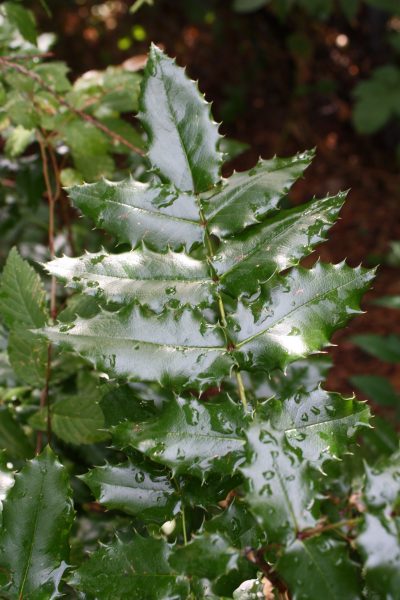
[0,40,397,600]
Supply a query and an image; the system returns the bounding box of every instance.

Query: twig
[0,52,54,61]
[36,132,57,453]
[0,57,145,156]
[297,517,361,540]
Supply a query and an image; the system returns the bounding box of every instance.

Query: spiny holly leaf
[0,448,74,599]
[45,246,214,312]
[241,419,318,542]
[214,193,345,297]
[139,43,222,193]
[231,262,374,372]
[112,395,246,478]
[69,180,203,251]
[43,304,232,391]
[81,459,178,523]
[0,248,47,330]
[263,388,370,463]
[276,535,363,599]
[169,532,240,581]
[356,452,400,597]
[241,389,368,542]
[69,536,190,599]
[203,151,314,237]
[204,500,267,550]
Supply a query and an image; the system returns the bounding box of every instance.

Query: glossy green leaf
[43,305,232,391]
[241,388,369,542]
[352,333,400,363]
[139,44,222,192]
[203,151,314,237]
[231,262,374,372]
[0,448,74,599]
[70,536,190,599]
[350,374,399,406]
[241,418,318,542]
[45,247,214,311]
[81,460,178,523]
[276,535,363,599]
[205,500,266,549]
[214,193,345,296]
[69,179,203,251]
[169,531,240,580]
[356,452,400,597]
[112,396,246,478]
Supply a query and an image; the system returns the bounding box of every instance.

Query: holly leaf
[0,448,74,599]
[69,536,190,599]
[356,452,400,598]
[139,44,222,193]
[45,246,214,312]
[69,179,203,251]
[81,459,178,523]
[112,395,246,478]
[276,536,363,599]
[203,151,314,237]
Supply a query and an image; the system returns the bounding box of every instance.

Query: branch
[0,57,145,156]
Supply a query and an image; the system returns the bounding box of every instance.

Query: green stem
[199,207,249,410]
[181,506,188,545]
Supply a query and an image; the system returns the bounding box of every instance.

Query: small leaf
[276,536,363,599]
[8,329,48,387]
[81,459,178,523]
[0,448,74,599]
[0,406,33,460]
[203,151,314,237]
[70,536,190,599]
[4,126,34,158]
[0,248,47,330]
[373,295,400,309]
[69,179,203,251]
[351,333,400,363]
[112,396,246,478]
[4,2,37,44]
[140,44,221,192]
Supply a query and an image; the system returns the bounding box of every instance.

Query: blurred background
[1,0,400,445]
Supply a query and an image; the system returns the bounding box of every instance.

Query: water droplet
[135,471,145,483]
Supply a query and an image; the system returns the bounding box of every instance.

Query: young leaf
[81,459,179,523]
[139,44,222,192]
[0,448,74,599]
[276,536,363,598]
[112,396,246,479]
[69,536,190,599]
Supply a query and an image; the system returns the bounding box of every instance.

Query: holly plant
[0,44,398,599]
